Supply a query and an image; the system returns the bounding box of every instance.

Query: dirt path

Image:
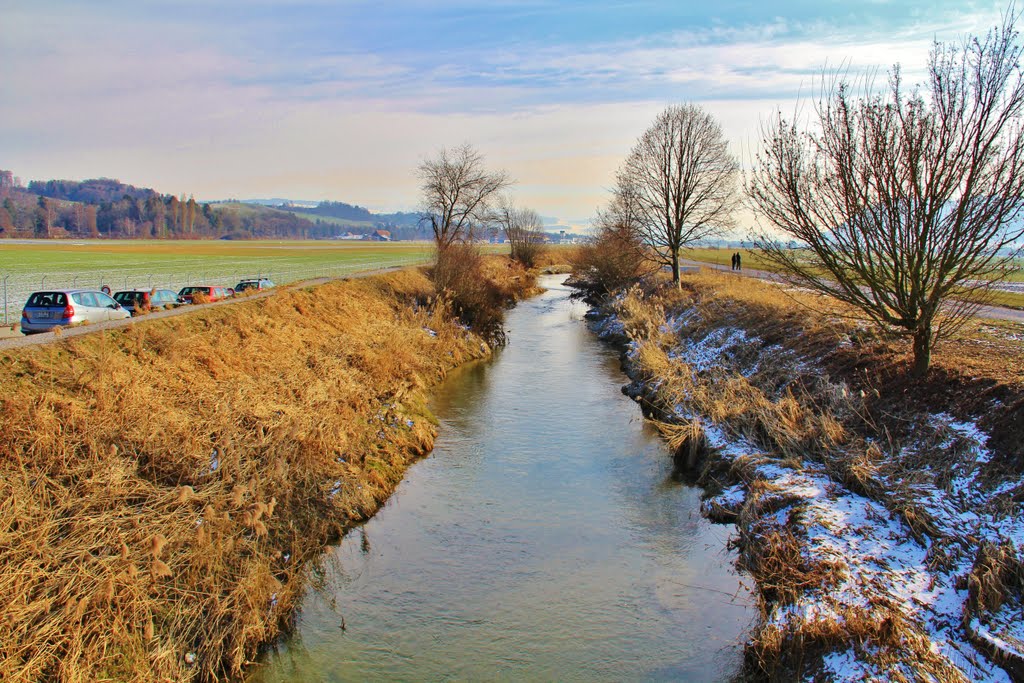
[680,259,1024,323]
[0,267,406,352]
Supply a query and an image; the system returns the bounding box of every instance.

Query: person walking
[735,252,742,271]
[730,253,738,271]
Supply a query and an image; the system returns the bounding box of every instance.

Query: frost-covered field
[587,284,1023,681]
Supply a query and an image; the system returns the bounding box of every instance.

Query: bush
[570,225,650,294]
[509,232,547,269]
[431,243,508,344]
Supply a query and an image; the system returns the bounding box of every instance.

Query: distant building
[369,229,392,241]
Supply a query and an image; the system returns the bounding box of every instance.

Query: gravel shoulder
[0,268,404,352]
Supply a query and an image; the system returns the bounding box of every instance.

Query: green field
[0,239,433,276]
[683,247,1024,309]
[0,239,439,324]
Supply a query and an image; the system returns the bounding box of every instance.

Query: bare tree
[748,12,1024,377]
[572,190,655,294]
[616,104,738,285]
[496,198,547,267]
[417,143,511,251]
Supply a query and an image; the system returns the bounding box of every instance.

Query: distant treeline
[0,171,431,240]
[286,201,430,239]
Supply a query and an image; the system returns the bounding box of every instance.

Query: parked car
[234,278,275,293]
[177,285,230,304]
[21,289,130,334]
[113,288,181,315]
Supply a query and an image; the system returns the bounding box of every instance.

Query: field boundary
[0,252,431,327]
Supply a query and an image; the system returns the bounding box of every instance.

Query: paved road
[680,259,1024,324]
[0,266,407,352]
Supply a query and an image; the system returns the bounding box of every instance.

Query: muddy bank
[0,259,534,682]
[582,272,1024,681]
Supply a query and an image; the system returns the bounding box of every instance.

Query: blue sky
[1,0,1009,229]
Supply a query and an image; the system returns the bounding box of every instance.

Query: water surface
[253,275,752,682]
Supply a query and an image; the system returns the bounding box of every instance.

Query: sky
[0,0,1012,231]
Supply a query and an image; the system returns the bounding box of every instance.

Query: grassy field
[0,239,433,276]
[0,239,439,325]
[683,246,1024,309]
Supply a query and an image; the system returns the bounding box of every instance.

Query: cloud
[0,0,1013,224]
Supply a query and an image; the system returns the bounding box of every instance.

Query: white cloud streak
[0,2,1012,223]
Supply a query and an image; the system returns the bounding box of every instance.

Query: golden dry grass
[0,261,531,682]
[592,268,1024,680]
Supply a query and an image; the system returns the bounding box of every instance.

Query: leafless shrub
[570,221,652,295]
[748,11,1024,376]
[495,199,547,268]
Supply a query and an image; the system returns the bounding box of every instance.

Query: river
[251,275,752,682]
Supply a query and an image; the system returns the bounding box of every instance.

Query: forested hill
[0,170,429,240]
[299,200,420,227]
[28,178,160,204]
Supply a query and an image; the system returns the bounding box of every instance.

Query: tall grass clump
[431,247,537,344]
[0,263,532,682]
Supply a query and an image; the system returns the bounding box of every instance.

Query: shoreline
[581,270,1024,680]
[0,259,535,681]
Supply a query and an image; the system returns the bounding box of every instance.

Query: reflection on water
[252,276,752,682]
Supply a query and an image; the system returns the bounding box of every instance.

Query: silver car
[21,289,131,334]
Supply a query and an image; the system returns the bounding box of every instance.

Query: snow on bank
[588,295,1023,681]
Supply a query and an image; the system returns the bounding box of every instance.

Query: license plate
[34,310,53,319]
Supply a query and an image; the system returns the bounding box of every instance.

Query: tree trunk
[671,250,680,287]
[911,325,932,378]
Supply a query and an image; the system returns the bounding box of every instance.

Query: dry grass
[0,262,530,681]
[750,602,970,682]
[430,246,539,343]
[588,266,1024,680]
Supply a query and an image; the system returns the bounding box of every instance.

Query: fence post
[2,275,7,326]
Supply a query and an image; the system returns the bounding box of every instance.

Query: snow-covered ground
[588,290,1023,681]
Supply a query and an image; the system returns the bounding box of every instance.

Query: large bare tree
[616,104,738,285]
[748,13,1024,377]
[417,143,511,251]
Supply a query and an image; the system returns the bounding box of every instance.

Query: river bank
[0,258,534,681]
[583,269,1024,681]
[252,273,752,681]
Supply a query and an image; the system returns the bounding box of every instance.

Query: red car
[177,285,230,304]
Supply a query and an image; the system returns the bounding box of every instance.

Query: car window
[27,292,66,307]
[75,292,95,307]
[95,292,117,308]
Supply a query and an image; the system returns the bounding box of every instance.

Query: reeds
[0,262,530,681]
[591,267,1023,680]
